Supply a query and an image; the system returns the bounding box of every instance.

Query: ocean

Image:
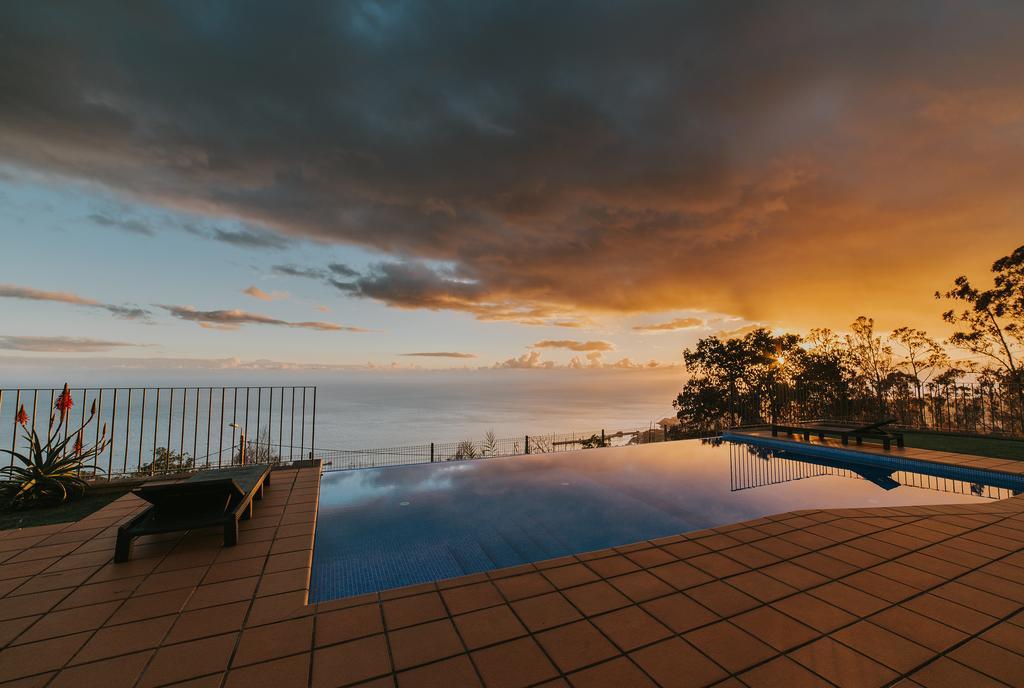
[0,367,683,452]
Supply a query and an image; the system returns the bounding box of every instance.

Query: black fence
[0,386,317,479]
[722,382,1024,437]
[317,426,672,471]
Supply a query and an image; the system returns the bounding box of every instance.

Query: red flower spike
[55,383,73,418]
[15,405,28,427]
[73,431,84,456]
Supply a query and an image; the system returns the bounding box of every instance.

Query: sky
[1,1,1023,372]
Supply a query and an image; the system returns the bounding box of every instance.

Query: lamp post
[229,423,245,465]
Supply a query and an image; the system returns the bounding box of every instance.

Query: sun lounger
[771,418,904,450]
[114,464,271,562]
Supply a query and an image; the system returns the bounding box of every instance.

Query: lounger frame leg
[114,530,132,563]
[224,519,239,547]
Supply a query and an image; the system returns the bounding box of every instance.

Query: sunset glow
[1,3,1022,370]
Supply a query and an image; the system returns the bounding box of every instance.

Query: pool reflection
[310,439,1021,600]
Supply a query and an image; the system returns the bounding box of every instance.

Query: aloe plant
[0,384,109,509]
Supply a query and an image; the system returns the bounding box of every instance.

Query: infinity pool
[309,438,1022,601]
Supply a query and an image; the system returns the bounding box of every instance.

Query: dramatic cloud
[159,305,367,332]
[401,352,477,359]
[0,335,141,352]
[532,340,614,352]
[243,286,288,302]
[3,3,1024,330]
[632,318,705,333]
[0,283,149,320]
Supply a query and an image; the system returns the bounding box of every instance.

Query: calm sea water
[0,368,682,450]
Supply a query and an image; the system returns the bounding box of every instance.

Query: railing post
[525,435,530,454]
[430,442,435,462]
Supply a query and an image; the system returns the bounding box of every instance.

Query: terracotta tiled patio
[3,442,1024,687]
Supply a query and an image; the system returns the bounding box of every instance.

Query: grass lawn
[0,488,130,531]
[902,432,1024,461]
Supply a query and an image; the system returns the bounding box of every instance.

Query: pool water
[309,438,1023,601]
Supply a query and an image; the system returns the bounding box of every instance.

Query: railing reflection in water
[727,441,1020,501]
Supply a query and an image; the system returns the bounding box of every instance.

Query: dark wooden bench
[114,464,271,563]
[771,418,904,451]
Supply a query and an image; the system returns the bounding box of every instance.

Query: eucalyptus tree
[938,244,1024,431]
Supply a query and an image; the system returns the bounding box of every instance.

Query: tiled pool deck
[2,441,1024,687]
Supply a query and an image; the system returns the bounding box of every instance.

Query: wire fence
[0,386,317,479]
[316,426,672,471]
[721,382,1024,437]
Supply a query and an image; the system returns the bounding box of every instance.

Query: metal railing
[0,386,317,479]
[317,426,672,472]
[726,441,1019,500]
[719,382,1024,437]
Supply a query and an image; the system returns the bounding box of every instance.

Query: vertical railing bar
[311,386,317,459]
[74,388,87,476]
[151,388,160,476]
[46,389,54,439]
[93,389,103,472]
[166,388,174,467]
[205,388,213,468]
[179,387,187,463]
[122,388,133,475]
[289,387,295,462]
[60,388,70,459]
[231,387,238,465]
[30,390,39,445]
[278,386,284,463]
[107,388,117,481]
[300,387,306,461]
[193,387,200,467]
[10,389,21,466]
[255,387,262,463]
[244,388,250,461]
[138,388,147,473]
[218,388,226,468]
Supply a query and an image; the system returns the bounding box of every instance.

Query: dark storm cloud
[3,2,1024,328]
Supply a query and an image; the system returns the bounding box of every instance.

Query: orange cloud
[532,340,614,352]
[243,286,288,301]
[633,318,705,333]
